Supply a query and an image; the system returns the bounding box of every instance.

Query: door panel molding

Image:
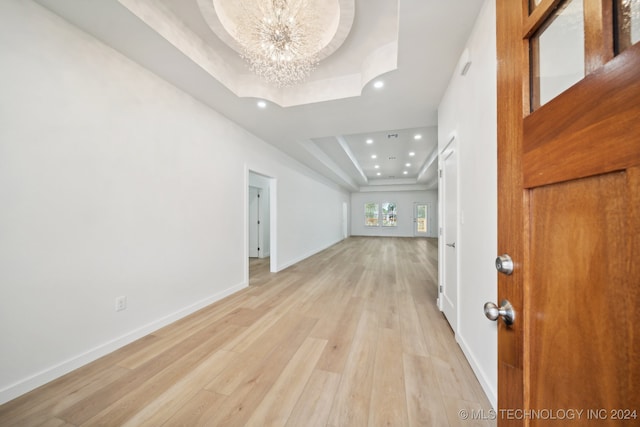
[528,171,634,410]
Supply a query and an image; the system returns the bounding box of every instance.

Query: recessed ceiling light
[371,154,377,159]
[414,134,422,140]
[366,139,373,144]
[405,163,411,167]
[376,172,381,176]
[373,80,384,89]
[403,171,408,175]
[374,165,380,169]
[257,100,267,109]
[409,151,416,157]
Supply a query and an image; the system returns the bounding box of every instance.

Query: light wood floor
[0,237,495,426]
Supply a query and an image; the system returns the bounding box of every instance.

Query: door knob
[484,300,515,325]
[495,254,513,275]
[446,242,456,248]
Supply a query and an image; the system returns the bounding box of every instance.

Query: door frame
[246,167,277,286]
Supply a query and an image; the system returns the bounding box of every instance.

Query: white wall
[437,0,498,409]
[350,191,438,237]
[0,0,349,404]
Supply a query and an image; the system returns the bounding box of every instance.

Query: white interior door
[413,202,429,236]
[248,186,261,258]
[441,142,458,332]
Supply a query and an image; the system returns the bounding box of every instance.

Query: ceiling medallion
[235,0,323,87]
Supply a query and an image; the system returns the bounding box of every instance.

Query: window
[617,0,640,53]
[381,202,397,227]
[364,203,379,227]
[365,202,398,227]
[530,0,585,109]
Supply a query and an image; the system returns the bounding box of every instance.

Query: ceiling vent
[460,48,472,76]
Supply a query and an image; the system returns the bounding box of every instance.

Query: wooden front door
[496,0,639,425]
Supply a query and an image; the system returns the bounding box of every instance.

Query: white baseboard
[277,238,342,271]
[0,281,248,405]
[456,333,497,410]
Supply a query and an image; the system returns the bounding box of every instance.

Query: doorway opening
[247,170,276,286]
[248,186,262,258]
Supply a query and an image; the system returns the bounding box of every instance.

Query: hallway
[0,237,494,426]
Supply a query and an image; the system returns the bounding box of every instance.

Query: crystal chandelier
[236,0,322,87]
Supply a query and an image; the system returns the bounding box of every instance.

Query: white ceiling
[34,0,485,192]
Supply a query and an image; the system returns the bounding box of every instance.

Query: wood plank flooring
[0,237,495,426]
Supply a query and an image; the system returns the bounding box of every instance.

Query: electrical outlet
[115,296,127,312]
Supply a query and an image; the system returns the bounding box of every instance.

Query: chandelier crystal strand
[237,0,321,87]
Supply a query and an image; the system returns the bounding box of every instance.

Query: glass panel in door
[530,0,585,109]
[617,0,640,52]
[530,0,543,14]
[414,203,429,236]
